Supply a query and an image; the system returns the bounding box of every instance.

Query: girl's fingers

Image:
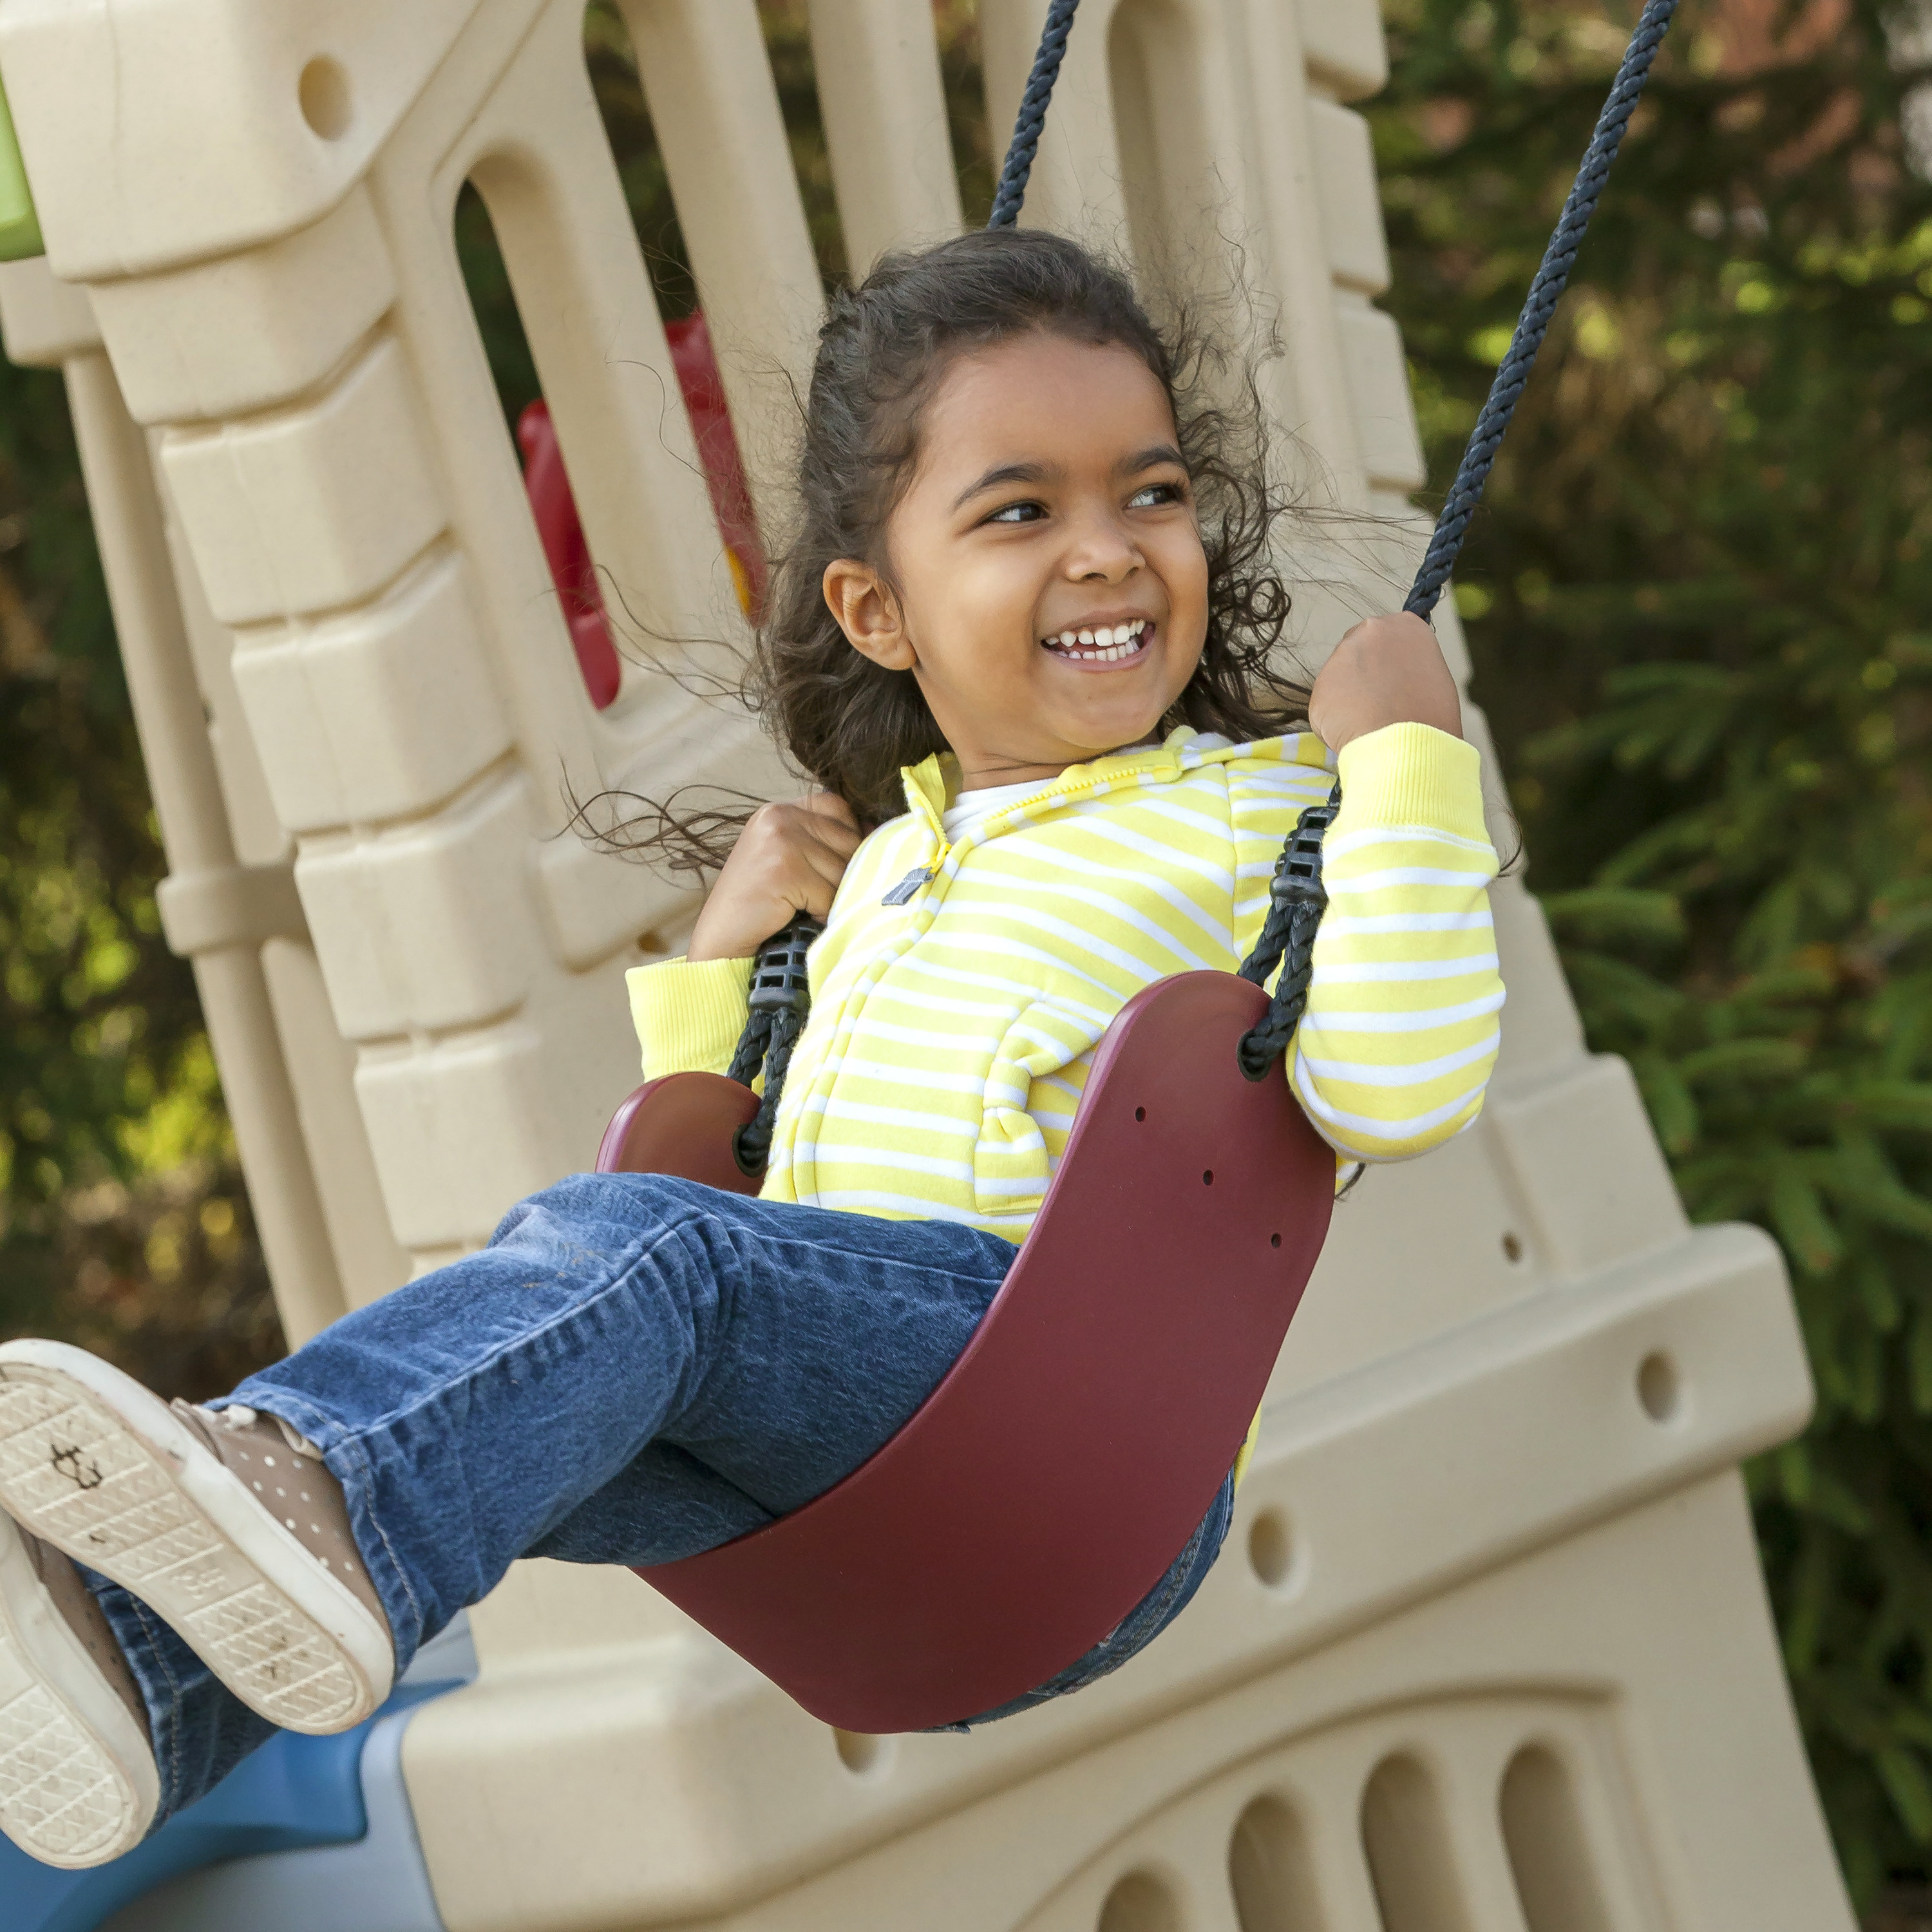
[793,875,838,920]
[799,826,847,874]
[1311,612,1461,752]
[800,788,858,824]
[798,791,862,854]
[689,792,861,959]
[797,831,858,898]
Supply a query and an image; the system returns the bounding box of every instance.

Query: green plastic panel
[0,68,43,261]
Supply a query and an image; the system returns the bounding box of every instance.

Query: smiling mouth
[1039,620,1153,662]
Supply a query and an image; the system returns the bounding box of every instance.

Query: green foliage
[0,349,277,1395]
[1375,0,1932,1901]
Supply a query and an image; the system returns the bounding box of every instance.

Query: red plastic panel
[612,972,1334,1734]
[663,314,767,616]
[514,312,768,709]
[515,399,622,710]
[596,1072,762,1198]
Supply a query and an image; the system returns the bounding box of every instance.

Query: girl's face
[823,333,1211,789]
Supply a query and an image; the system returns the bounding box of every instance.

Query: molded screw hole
[299,57,353,140]
[1247,1509,1294,1589]
[1202,1169,1214,1186]
[1636,1350,1681,1423]
[1134,1106,1146,1122]
[1270,1233,1282,1249]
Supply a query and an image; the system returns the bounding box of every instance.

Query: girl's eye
[1128,480,1186,509]
[985,500,1047,526]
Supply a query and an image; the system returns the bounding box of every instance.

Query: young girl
[0,229,1502,1870]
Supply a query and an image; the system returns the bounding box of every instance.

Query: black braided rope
[733,1003,806,1175]
[1405,0,1678,621]
[726,1010,774,1088]
[987,0,1082,230]
[1234,0,1677,1079]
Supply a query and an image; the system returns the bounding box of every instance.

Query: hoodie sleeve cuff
[1333,721,1491,844]
[625,956,753,1079]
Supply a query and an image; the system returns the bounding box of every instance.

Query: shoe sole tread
[0,1371,375,1734]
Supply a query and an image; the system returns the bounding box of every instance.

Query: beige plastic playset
[0,1,1857,1927]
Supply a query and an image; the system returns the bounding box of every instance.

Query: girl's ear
[823,558,916,671]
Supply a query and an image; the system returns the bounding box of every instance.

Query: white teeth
[1041,624,1148,658]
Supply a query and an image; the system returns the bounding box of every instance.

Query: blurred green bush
[1374,0,1932,1902]
[0,318,278,1397]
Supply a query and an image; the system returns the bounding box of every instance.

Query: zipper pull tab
[882,865,936,906]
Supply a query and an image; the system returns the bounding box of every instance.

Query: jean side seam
[323,1425,422,1658]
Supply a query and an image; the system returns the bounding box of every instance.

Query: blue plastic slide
[3,1616,474,1932]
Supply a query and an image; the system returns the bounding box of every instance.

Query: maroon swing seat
[593,970,1334,1735]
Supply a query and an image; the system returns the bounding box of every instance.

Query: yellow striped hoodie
[628,719,1504,1229]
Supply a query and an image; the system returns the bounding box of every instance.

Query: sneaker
[0,1508,158,1867]
[0,1340,393,1736]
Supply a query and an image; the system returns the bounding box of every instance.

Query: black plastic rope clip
[730,913,823,1176]
[1236,791,1339,1082]
[1266,807,1334,916]
[746,916,819,1014]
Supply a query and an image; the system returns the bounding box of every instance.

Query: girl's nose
[1065,511,1144,583]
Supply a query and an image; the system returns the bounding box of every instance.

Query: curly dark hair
[594,227,1311,869]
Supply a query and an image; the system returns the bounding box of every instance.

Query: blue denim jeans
[86,1174,1232,1826]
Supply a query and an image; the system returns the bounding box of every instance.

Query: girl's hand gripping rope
[689,791,862,964]
[1308,612,1462,753]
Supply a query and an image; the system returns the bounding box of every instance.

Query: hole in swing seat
[1134,1106,1147,1121]
[1269,1233,1282,1248]
[1202,1170,1214,1185]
